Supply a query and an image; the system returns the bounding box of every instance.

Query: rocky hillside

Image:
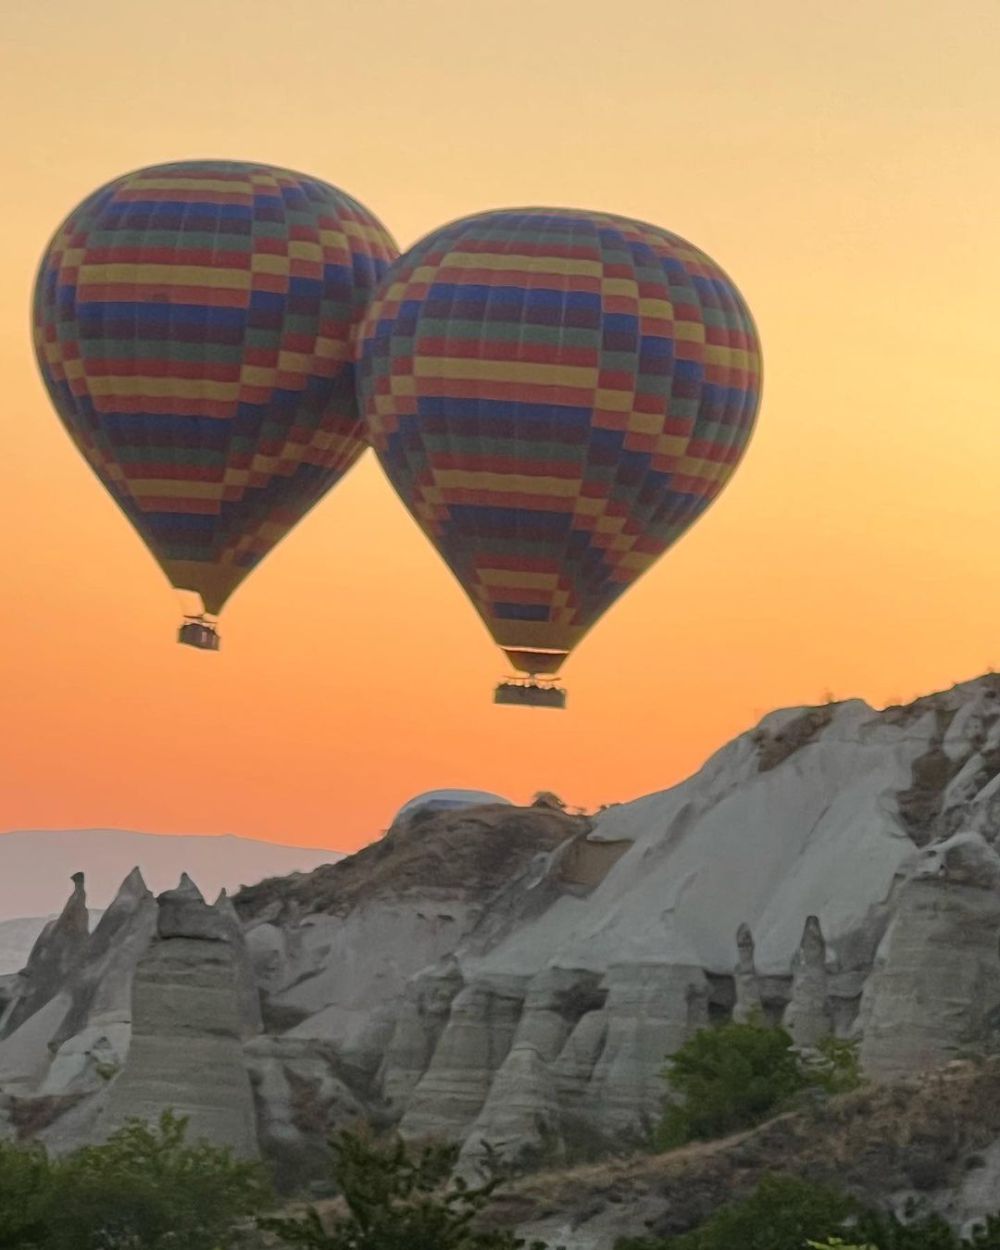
[5,674,1000,1240]
[490,1058,1000,1248]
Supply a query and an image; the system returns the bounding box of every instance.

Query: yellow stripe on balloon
[673,321,706,343]
[251,254,290,275]
[638,298,674,319]
[287,241,323,262]
[414,358,597,387]
[87,376,239,400]
[443,252,604,279]
[277,350,312,374]
[601,278,638,298]
[433,470,582,497]
[126,177,253,195]
[477,569,563,589]
[705,345,752,369]
[594,388,634,411]
[239,366,277,387]
[314,336,349,362]
[128,479,226,499]
[78,263,251,290]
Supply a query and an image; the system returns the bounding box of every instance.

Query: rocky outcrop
[459,967,604,1170]
[732,923,763,1023]
[215,890,263,1039]
[378,957,464,1113]
[98,878,259,1157]
[859,833,1000,1080]
[1,873,89,1037]
[400,974,527,1141]
[40,868,156,1096]
[246,1035,365,1190]
[11,676,1000,1174]
[783,916,831,1048]
[585,962,707,1133]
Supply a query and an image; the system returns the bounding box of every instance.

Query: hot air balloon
[356,208,761,707]
[33,160,398,650]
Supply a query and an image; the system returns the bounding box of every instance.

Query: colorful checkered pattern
[357,209,761,674]
[33,160,397,615]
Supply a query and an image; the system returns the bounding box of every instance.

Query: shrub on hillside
[0,1138,51,1246]
[615,1176,1000,1250]
[805,1036,863,1097]
[259,1127,551,1249]
[0,1112,268,1249]
[616,1174,856,1250]
[658,1019,806,1147]
[659,1019,863,1148]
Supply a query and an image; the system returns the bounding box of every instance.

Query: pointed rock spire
[784,915,831,1048]
[156,875,227,941]
[732,922,763,1023]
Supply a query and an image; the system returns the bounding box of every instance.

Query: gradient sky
[3,1,999,851]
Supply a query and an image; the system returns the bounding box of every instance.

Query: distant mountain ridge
[0,828,342,924]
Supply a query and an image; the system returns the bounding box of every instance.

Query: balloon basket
[177,619,220,651]
[494,678,566,710]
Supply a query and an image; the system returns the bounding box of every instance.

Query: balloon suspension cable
[494,674,566,710]
[177,616,221,652]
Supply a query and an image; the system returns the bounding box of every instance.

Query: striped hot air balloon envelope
[356,208,762,707]
[33,160,398,650]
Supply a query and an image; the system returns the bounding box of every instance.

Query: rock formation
[783,916,831,1048]
[732,923,763,1023]
[8,675,1000,1186]
[98,877,259,1157]
[459,967,604,1171]
[378,957,464,1112]
[400,974,527,1141]
[585,962,708,1132]
[1,873,89,1037]
[859,832,1000,1080]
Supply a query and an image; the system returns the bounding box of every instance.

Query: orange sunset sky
[3,1,999,851]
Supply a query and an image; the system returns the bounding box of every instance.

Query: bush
[0,1139,51,1247]
[260,1128,550,1249]
[616,1174,856,1250]
[615,1176,1000,1250]
[805,1037,863,1096]
[658,1019,806,1147]
[807,1241,877,1250]
[659,1021,864,1149]
[0,1112,268,1249]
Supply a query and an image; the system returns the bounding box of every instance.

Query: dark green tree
[658,1019,806,1147]
[261,1128,548,1249]
[0,1139,51,1248]
[44,1112,269,1250]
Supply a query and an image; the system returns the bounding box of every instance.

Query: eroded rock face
[42,868,156,1095]
[459,967,604,1170]
[1,873,89,1038]
[97,882,259,1158]
[378,957,464,1114]
[246,1035,365,1190]
[859,833,1000,1080]
[400,974,527,1142]
[585,962,707,1132]
[215,890,263,1039]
